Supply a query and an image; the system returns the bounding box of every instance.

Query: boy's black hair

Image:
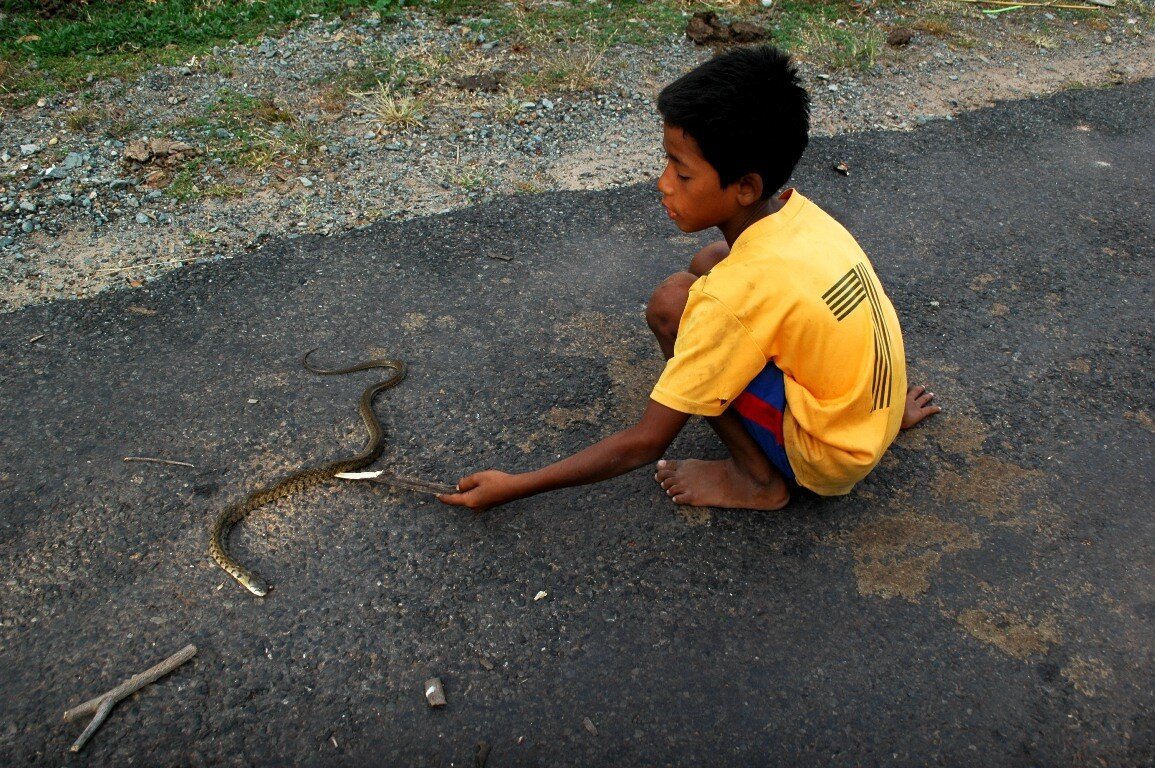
[658,46,810,198]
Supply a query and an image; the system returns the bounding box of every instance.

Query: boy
[439,46,938,513]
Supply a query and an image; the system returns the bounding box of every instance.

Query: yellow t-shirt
[650,189,907,495]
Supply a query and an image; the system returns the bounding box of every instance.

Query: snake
[208,350,408,597]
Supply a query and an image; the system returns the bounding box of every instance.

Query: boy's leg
[688,240,730,277]
[645,259,790,511]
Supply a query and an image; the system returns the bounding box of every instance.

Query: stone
[887,28,915,47]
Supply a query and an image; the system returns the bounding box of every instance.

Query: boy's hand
[437,470,525,512]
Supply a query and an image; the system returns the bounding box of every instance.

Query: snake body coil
[208,352,406,597]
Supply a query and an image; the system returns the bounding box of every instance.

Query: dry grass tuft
[353,81,424,131]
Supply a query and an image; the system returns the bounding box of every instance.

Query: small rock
[19,201,36,212]
[583,717,598,736]
[19,144,39,156]
[62,152,85,170]
[22,221,35,233]
[298,176,313,188]
[729,20,767,43]
[424,677,447,707]
[135,213,150,225]
[887,28,914,47]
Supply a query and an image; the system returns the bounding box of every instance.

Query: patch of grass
[353,81,424,131]
[105,116,140,140]
[0,1,399,59]
[428,0,685,47]
[165,165,202,202]
[201,181,249,198]
[164,162,247,201]
[66,105,102,131]
[449,165,489,191]
[2,0,905,102]
[0,0,403,96]
[495,95,522,122]
[518,41,608,94]
[798,23,882,72]
[512,178,546,194]
[910,18,954,38]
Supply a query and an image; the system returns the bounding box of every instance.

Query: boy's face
[658,124,744,235]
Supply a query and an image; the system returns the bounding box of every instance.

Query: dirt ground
[1,3,1153,312]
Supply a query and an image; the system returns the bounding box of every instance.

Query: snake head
[242,575,271,598]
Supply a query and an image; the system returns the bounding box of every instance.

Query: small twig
[947,0,1101,9]
[64,644,197,753]
[122,456,196,468]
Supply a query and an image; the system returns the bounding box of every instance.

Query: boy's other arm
[438,400,690,512]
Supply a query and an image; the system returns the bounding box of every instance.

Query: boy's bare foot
[654,458,789,511]
[902,384,941,429]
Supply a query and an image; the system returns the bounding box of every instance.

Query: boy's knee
[688,241,730,277]
[647,272,696,340]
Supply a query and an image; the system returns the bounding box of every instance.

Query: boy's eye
[677,174,690,181]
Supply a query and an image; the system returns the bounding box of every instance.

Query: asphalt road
[1,80,1152,767]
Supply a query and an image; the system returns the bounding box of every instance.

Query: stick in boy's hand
[440,45,939,515]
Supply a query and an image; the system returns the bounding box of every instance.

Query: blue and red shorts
[731,362,797,483]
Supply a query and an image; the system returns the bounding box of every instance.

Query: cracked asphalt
[1,79,1152,766]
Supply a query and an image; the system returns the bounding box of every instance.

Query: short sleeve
[650,289,767,417]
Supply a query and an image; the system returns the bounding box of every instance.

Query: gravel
[1,7,1152,312]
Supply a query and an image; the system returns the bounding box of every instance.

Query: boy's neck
[720,192,786,247]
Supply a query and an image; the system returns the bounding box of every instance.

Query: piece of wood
[64,644,197,752]
[122,456,195,468]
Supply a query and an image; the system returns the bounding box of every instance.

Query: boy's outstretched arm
[438,400,690,512]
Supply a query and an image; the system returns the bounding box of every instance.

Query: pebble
[19,144,39,156]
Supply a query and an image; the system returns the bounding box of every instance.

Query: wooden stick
[122,456,196,468]
[64,644,197,752]
[946,0,1101,10]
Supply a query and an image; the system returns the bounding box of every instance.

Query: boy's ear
[735,172,764,205]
